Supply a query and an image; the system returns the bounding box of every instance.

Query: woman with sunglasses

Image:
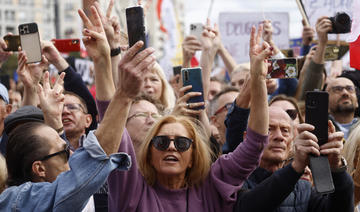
[106,25,272,211]
[0,7,158,209]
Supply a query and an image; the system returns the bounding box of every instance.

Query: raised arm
[94,0,122,88]
[16,51,48,107]
[199,20,221,101]
[78,6,114,101]
[78,6,156,155]
[248,25,271,135]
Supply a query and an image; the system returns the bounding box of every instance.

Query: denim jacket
[0,131,131,212]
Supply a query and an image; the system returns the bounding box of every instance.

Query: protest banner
[219,12,289,64]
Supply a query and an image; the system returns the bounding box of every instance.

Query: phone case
[18,23,42,63]
[190,23,203,40]
[309,156,335,194]
[305,91,329,146]
[182,67,205,110]
[126,6,146,52]
[3,35,21,51]
[267,58,298,79]
[51,39,80,52]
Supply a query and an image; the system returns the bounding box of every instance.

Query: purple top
[96,100,268,212]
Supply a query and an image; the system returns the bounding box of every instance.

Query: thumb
[258,42,273,60]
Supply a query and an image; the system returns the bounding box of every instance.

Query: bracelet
[110,47,121,57]
[56,126,64,134]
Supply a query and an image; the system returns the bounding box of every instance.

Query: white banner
[302,0,354,41]
[219,12,289,64]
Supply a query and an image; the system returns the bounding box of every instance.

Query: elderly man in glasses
[62,91,93,150]
[326,77,359,139]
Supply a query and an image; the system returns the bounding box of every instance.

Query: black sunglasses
[39,144,70,162]
[286,109,298,120]
[151,136,193,152]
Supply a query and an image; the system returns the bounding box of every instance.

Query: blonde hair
[152,63,176,111]
[0,154,7,193]
[343,124,360,173]
[138,115,212,187]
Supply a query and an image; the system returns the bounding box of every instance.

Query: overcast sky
[184,0,302,38]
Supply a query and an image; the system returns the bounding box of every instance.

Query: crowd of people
[0,0,359,211]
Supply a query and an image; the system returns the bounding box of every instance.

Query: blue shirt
[0,130,131,211]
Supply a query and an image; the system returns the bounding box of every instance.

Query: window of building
[5,26,15,34]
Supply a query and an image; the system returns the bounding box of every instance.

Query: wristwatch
[331,156,347,173]
[110,47,121,57]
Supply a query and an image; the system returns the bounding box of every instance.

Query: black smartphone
[181,67,205,110]
[18,22,42,63]
[305,91,329,146]
[267,58,298,79]
[306,91,334,194]
[3,35,21,52]
[126,6,146,52]
[173,66,182,76]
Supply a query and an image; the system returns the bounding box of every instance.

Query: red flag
[348,0,360,70]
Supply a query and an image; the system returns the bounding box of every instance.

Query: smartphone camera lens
[184,70,189,82]
[190,25,195,30]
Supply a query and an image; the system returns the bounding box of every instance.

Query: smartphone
[305,91,329,146]
[190,23,203,40]
[306,91,334,194]
[280,49,294,57]
[52,39,80,52]
[267,58,298,79]
[126,6,146,52]
[324,46,339,61]
[3,35,21,51]
[173,66,182,76]
[182,67,205,110]
[18,23,42,63]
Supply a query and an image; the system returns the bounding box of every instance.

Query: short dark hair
[132,94,164,115]
[210,86,239,116]
[6,122,50,186]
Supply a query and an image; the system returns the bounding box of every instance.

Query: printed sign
[219,12,289,64]
[302,0,354,40]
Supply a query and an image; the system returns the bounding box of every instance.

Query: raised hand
[200,19,221,53]
[292,123,320,173]
[262,20,273,44]
[316,16,332,46]
[93,0,121,49]
[37,71,65,131]
[0,37,12,66]
[320,121,344,169]
[41,40,69,71]
[78,6,110,60]
[17,51,48,88]
[117,41,156,99]
[249,25,273,78]
[172,85,204,117]
[182,35,201,67]
[302,19,315,46]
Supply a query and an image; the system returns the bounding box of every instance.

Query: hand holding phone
[182,67,205,110]
[3,35,21,52]
[18,22,42,63]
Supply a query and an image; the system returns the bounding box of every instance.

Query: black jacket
[234,164,354,212]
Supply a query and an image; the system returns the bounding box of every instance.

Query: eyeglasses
[151,135,193,152]
[39,144,70,162]
[330,85,355,93]
[127,112,161,121]
[286,109,298,120]
[63,103,86,113]
[214,103,232,116]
